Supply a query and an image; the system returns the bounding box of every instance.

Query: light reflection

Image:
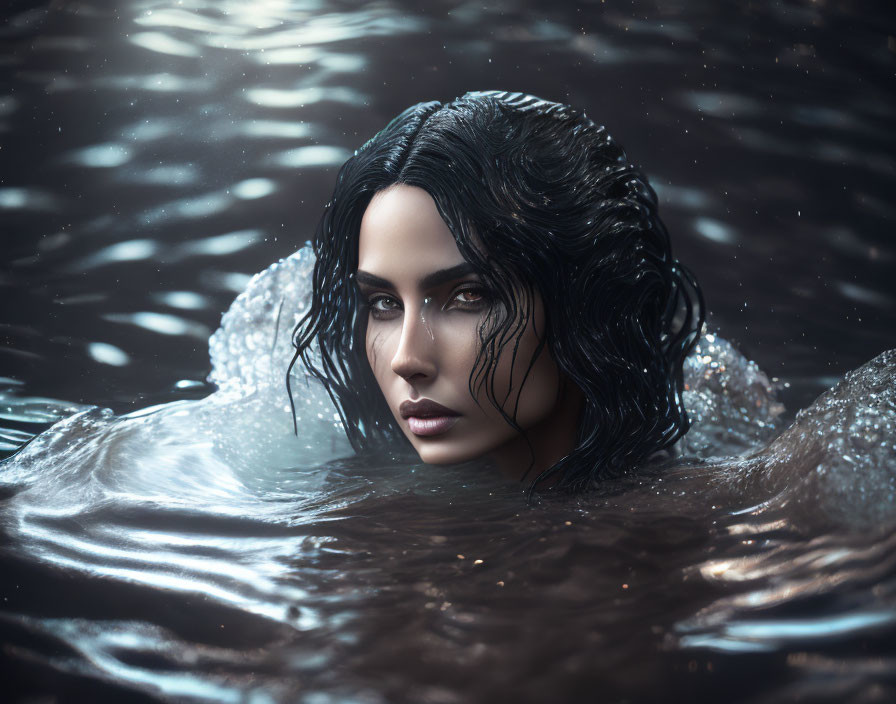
[141,191,233,224]
[98,73,211,93]
[201,271,254,293]
[836,282,894,308]
[683,91,761,118]
[651,181,712,210]
[27,617,249,704]
[694,217,737,245]
[232,178,276,199]
[130,31,201,58]
[679,609,896,653]
[125,164,201,186]
[71,239,159,269]
[269,145,352,168]
[0,95,19,117]
[728,612,893,642]
[238,120,313,139]
[103,312,209,339]
[678,635,774,653]
[134,7,247,35]
[118,118,179,142]
[0,427,34,453]
[175,229,263,256]
[318,52,366,72]
[726,518,788,533]
[87,342,131,367]
[254,47,366,72]
[252,46,319,64]
[245,86,365,108]
[0,187,59,210]
[64,143,133,168]
[205,0,298,31]
[202,14,423,51]
[28,524,288,593]
[152,291,210,310]
[0,396,91,424]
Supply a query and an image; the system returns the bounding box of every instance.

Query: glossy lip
[399,399,460,419]
[399,399,461,438]
[406,415,460,437]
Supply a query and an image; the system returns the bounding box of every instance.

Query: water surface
[2,1,895,702]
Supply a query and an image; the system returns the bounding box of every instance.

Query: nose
[390,304,437,381]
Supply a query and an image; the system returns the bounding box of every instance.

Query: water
[2,0,895,701]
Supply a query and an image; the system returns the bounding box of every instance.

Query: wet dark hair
[289,90,703,491]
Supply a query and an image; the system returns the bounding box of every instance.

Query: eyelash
[365,287,490,320]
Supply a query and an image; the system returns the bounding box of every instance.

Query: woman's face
[357,184,581,475]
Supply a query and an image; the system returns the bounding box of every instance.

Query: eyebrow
[355,262,477,291]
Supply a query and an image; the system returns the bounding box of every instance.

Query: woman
[290,91,703,492]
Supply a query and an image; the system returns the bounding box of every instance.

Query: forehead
[358,184,466,280]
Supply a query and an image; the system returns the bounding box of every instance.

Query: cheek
[486,322,559,422]
[512,353,561,425]
[366,328,394,385]
[439,317,482,369]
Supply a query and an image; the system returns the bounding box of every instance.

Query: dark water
[2,0,895,702]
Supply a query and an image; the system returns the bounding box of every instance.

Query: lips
[399,399,460,437]
[399,399,460,419]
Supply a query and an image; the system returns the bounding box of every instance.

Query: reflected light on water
[694,217,737,245]
[0,186,59,210]
[201,271,254,293]
[130,31,201,58]
[201,14,423,51]
[153,291,211,311]
[127,164,202,186]
[0,95,19,116]
[87,342,131,367]
[238,119,314,139]
[682,91,762,118]
[837,282,894,308]
[23,618,250,704]
[141,191,233,224]
[232,178,276,199]
[72,239,159,269]
[103,311,209,339]
[176,229,264,256]
[245,86,365,108]
[269,144,351,168]
[680,611,896,653]
[64,143,133,168]
[118,117,180,142]
[251,46,367,72]
[651,181,713,210]
[134,7,248,35]
[99,72,212,93]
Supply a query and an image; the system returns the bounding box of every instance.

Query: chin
[412,440,483,466]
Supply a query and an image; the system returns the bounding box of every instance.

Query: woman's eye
[450,288,489,310]
[367,296,401,319]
